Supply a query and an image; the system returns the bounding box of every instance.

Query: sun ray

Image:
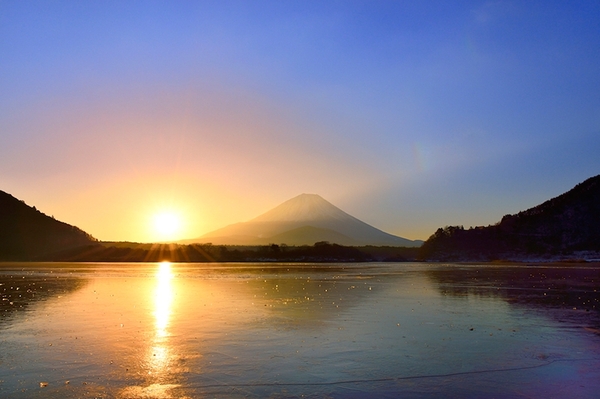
[152,212,182,241]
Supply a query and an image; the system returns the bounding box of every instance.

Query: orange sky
[2,2,600,242]
[3,84,389,242]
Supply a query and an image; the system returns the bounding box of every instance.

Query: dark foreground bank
[1,241,421,263]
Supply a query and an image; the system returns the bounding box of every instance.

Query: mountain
[0,191,96,260]
[419,175,600,261]
[190,193,420,247]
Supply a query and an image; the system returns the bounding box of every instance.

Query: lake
[1,262,599,398]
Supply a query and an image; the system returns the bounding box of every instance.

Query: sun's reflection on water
[148,261,175,379]
[118,262,186,398]
[154,261,174,339]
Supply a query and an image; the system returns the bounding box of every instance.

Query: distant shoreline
[1,259,599,268]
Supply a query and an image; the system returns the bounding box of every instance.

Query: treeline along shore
[10,241,420,263]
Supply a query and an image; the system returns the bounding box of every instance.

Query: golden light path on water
[121,261,183,399]
[155,261,174,338]
[150,262,174,374]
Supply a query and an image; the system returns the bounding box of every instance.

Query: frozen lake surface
[1,262,599,398]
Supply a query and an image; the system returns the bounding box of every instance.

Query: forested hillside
[419,175,600,261]
[0,191,95,260]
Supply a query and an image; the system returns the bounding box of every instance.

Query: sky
[1,1,599,243]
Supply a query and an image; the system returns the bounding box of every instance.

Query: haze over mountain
[0,190,96,260]
[190,194,420,247]
[420,174,600,261]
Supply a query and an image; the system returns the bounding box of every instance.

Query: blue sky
[1,1,599,242]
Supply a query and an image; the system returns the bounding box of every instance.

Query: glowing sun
[152,212,181,240]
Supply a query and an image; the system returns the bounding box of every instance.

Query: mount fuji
[190,194,420,247]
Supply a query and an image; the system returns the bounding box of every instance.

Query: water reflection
[0,265,88,327]
[118,262,184,398]
[243,273,377,328]
[148,262,175,380]
[1,263,599,398]
[154,261,174,338]
[426,265,600,333]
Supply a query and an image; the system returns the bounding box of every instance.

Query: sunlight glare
[154,261,174,338]
[153,212,181,240]
[147,261,176,379]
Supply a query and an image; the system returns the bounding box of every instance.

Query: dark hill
[0,191,96,260]
[420,175,600,261]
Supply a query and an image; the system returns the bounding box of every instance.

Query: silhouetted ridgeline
[419,175,600,261]
[0,189,419,262]
[0,188,420,262]
[0,190,96,260]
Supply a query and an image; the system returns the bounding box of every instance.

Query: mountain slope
[194,194,419,246]
[266,226,359,246]
[419,175,600,260]
[0,191,96,260]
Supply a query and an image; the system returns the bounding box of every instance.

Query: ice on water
[0,262,599,398]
